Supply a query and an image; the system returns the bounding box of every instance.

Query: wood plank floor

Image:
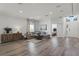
[0,37,79,56]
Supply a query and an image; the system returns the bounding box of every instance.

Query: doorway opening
[52,24,57,36]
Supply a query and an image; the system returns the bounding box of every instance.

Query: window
[66,16,77,22]
[30,24,34,32]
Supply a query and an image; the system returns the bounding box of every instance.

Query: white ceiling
[0,3,79,19]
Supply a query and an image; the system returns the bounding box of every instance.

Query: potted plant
[4,27,12,34]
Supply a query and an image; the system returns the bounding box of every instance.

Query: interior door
[66,21,78,37]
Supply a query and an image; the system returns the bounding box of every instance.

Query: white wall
[0,16,27,35]
[57,23,64,37]
[39,16,52,35]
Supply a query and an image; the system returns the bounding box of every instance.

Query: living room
[0,3,79,56]
[0,3,59,43]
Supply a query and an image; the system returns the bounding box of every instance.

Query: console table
[1,33,23,43]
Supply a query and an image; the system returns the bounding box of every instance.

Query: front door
[66,21,78,37]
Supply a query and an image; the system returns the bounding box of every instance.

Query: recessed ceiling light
[49,12,53,15]
[19,10,23,13]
